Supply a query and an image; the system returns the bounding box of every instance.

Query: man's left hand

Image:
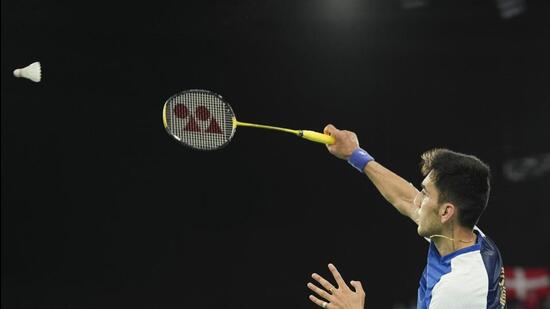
[307,263,365,309]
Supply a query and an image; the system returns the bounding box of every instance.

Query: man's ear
[440,203,456,224]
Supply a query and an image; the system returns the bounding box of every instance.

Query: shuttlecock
[13,61,42,82]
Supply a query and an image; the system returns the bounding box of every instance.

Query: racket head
[162,89,237,150]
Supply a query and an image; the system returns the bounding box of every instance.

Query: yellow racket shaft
[233,119,335,145]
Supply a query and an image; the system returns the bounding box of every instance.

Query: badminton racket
[162,89,334,150]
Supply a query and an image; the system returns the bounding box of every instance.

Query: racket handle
[299,130,335,145]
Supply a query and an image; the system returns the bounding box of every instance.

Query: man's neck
[433,226,477,257]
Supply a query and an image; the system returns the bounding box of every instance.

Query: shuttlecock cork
[13,61,42,82]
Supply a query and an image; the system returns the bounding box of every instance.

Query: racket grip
[299,130,335,145]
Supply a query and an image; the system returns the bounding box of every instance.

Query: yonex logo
[173,104,222,134]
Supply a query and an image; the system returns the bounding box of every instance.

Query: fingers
[308,294,331,309]
[350,280,365,295]
[328,263,348,290]
[323,124,338,136]
[307,282,333,301]
[324,124,336,151]
[311,273,336,292]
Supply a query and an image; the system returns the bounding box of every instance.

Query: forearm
[363,161,419,222]
[322,124,420,222]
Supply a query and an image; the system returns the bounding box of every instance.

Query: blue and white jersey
[417,228,506,309]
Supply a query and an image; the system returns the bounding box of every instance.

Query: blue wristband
[347,148,374,173]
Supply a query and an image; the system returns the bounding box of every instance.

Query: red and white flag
[505,267,550,308]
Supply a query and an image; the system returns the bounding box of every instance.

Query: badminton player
[306,124,506,309]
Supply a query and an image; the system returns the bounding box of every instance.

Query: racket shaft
[236,120,334,145]
[235,121,297,134]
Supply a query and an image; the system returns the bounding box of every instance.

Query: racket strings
[166,91,234,150]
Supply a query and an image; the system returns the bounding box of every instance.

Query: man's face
[414,171,443,238]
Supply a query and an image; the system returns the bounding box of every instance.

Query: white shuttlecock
[13,61,42,82]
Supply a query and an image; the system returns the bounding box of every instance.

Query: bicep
[399,182,420,225]
[394,199,420,225]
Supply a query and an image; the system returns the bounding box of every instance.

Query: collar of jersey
[432,229,483,263]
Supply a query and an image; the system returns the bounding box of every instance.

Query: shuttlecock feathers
[13,61,42,82]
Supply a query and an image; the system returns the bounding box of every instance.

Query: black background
[2,0,550,308]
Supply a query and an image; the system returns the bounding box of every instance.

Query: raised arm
[324,124,420,224]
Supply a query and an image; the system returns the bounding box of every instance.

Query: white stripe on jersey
[429,250,489,308]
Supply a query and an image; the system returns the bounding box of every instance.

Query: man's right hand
[323,124,360,160]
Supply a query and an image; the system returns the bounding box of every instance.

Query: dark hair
[420,148,491,229]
